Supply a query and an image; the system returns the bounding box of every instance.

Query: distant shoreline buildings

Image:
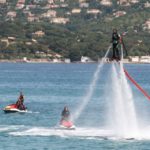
[1,55,150,64]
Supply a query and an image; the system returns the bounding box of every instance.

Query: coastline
[0,59,149,64]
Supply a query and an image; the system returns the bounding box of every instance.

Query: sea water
[0,63,150,150]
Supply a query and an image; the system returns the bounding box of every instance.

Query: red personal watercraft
[3,104,27,113]
[59,119,76,130]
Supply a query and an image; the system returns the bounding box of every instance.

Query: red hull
[60,120,73,128]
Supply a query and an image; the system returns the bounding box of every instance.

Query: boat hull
[58,125,76,130]
[3,104,27,113]
[58,120,76,130]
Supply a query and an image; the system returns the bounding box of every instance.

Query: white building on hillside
[53,58,62,63]
[64,58,71,63]
[72,9,81,14]
[129,56,139,63]
[41,10,57,18]
[81,56,93,63]
[0,0,6,4]
[51,17,69,24]
[140,56,150,63]
[113,11,126,18]
[143,19,150,31]
[79,0,86,2]
[79,2,89,8]
[130,0,139,4]
[117,0,130,6]
[100,0,112,6]
[48,0,54,4]
[144,1,150,8]
[87,9,101,15]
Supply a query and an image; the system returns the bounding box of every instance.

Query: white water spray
[72,45,112,122]
[72,42,140,138]
[107,45,139,138]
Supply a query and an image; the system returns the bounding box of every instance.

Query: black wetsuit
[112,32,120,59]
[61,110,70,121]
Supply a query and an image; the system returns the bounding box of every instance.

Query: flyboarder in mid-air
[111,29,120,61]
[111,29,128,61]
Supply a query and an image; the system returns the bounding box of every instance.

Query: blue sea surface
[0,63,150,150]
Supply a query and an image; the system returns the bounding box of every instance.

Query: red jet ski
[3,104,27,113]
[59,119,76,130]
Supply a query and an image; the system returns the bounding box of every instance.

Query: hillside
[0,0,150,61]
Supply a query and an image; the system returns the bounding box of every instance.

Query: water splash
[106,45,139,138]
[108,63,139,138]
[72,45,112,122]
[9,126,114,139]
[8,125,150,140]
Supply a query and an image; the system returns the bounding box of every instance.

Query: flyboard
[3,104,27,113]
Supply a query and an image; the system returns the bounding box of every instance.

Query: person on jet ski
[16,92,25,110]
[111,29,120,61]
[61,106,70,121]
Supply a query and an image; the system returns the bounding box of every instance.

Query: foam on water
[9,126,114,139]
[26,111,40,114]
[0,125,25,132]
[8,126,150,140]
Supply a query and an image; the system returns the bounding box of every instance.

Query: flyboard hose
[119,36,150,101]
[124,69,150,101]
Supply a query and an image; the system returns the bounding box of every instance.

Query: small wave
[26,111,40,114]
[9,127,113,138]
[8,126,150,141]
[9,127,66,137]
[0,125,25,132]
